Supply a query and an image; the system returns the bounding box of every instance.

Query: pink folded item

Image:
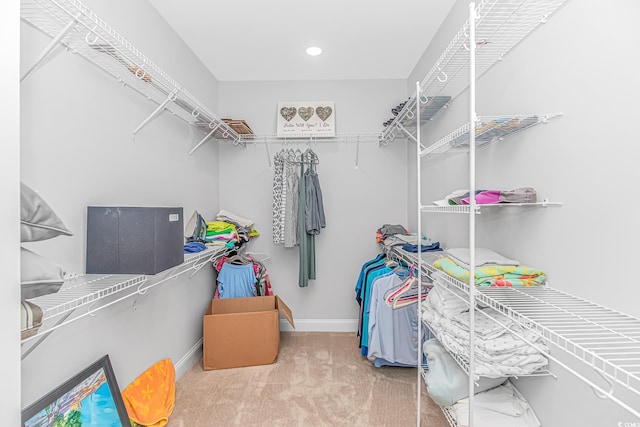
[461,190,501,205]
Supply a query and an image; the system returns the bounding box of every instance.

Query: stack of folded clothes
[376,224,442,253]
[433,187,537,206]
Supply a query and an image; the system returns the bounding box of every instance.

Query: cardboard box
[86,206,184,275]
[203,295,295,370]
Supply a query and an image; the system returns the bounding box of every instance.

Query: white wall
[2,0,22,423]
[218,80,409,329]
[20,0,223,411]
[409,0,640,425]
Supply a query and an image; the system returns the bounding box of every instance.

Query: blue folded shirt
[184,241,207,253]
[402,242,442,253]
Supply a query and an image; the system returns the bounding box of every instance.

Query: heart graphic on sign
[280,107,297,122]
[316,106,333,122]
[298,107,314,122]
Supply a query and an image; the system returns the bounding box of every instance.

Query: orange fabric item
[121,358,176,427]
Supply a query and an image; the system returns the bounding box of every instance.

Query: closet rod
[238,132,383,145]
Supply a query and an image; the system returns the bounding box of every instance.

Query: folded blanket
[446,247,519,270]
[434,257,546,287]
[423,307,548,377]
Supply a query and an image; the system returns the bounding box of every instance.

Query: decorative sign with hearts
[277,101,335,137]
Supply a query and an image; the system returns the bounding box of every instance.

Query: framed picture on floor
[22,354,130,427]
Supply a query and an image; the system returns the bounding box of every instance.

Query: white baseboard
[280,318,358,332]
[174,338,202,380]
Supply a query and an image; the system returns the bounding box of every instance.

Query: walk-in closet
[5,0,640,425]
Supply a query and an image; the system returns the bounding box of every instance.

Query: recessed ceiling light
[306,46,322,56]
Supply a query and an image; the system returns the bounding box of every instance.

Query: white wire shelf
[422,316,479,379]
[21,246,227,344]
[420,200,562,214]
[421,281,554,381]
[475,286,640,398]
[381,245,441,279]
[418,367,458,426]
[20,0,240,151]
[421,113,561,158]
[428,265,640,416]
[31,274,147,322]
[440,406,458,427]
[382,96,451,145]
[382,0,568,144]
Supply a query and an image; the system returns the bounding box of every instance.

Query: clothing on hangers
[367,269,431,367]
[216,262,256,299]
[384,275,430,309]
[283,151,300,248]
[213,254,273,298]
[298,154,315,287]
[272,150,286,244]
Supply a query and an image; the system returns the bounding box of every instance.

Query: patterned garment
[433,257,546,287]
[284,158,299,248]
[279,152,288,242]
[272,152,285,244]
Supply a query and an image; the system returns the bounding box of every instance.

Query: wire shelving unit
[392,243,640,421]
[20,0,240,152]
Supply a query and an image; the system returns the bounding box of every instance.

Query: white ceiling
[147,0,456,82]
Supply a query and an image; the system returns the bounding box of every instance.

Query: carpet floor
[166,332,449,427]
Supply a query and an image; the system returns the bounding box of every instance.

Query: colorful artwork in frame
[22,355,130,427]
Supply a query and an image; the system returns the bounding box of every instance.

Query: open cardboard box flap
[276,295,295,329]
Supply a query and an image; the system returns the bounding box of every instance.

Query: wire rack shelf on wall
[21,246,228,359]
[21,0,240,151]
[381,0,568,144]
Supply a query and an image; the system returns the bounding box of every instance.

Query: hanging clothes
[298,156,314,287]
[283,150,300,248]
[217,262,256,299]
[272,152,285,244]
[213,254,274,298]
[297,148,326,287]
[273,148,304,247]
[354,253,431,367]
[304,154,326,235]
[272,147,325,287]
